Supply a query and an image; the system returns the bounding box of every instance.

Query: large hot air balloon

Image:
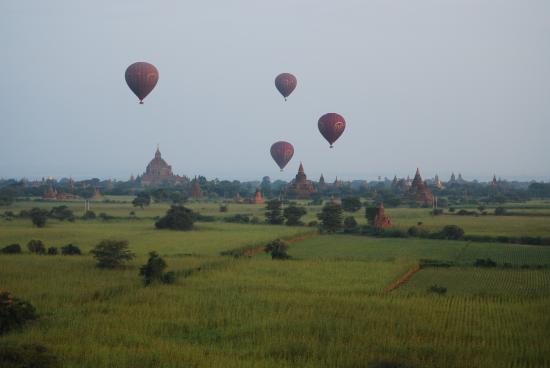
[318,113,346,148]
[270,141,294,171]
[125,62,159,104]
[274,73,297,101]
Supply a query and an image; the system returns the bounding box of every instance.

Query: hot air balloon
[270,141,294,171]
[274,73,297,101]
[125,62,159,104]
[318,113,346,148]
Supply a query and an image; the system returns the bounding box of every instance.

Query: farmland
[1,199,550,367]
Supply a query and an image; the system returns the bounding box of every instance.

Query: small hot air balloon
[125,62,159,104]
[274,73,297,101]
[318,113,346,148]
[270,141,294,171]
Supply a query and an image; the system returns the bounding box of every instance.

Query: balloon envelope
[270,141,294,171]
[318,113,346,148]
[274,73,297,100]
[125,62,159,104]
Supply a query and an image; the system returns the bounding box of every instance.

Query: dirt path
[241,231,320,257]
[384,263,421,292]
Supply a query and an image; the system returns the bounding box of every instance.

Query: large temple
[408,168,434,205]
[285,162,316,199]
[138,146,187,187]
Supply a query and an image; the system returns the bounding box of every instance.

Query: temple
[190,177,203,198]
[408,168,434,205]
[373,203,392,228]
[285,162,316,199]
[139,146,187,187]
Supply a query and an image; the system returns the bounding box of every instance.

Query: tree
[264,239,290,260]
[365,206,379,225]
[132,192,151,209]
[49,205,75,221]
[139,251,176,285]
[91,240,135,268]
[1,244,21,254]
[494,207,507,216]
[261,176,272,198]
[27,240,46,254]
[317,202,343,233]
[155,205,194,231]
[440,225,465,240]
[61,244,81,255]
[265,199,284,225]
[283,203,307,226]
[0,290,37,334]
[29,208,48,228]
[82,210,96,220]
[343,216,358,232]
[341,197,362,212]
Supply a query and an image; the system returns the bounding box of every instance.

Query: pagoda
[373,203,392,228]
[408,168,434,205]
[190,177,203,198]
[285,162,316,199]
[140,146,187,187]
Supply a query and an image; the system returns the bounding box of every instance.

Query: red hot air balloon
[274,73,297,101]
[270,141,294,171]
[318,113,346,148]
[125,62,159,104]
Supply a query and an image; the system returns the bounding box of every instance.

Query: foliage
[317,202,343,233]
[27,239,45,254]
[91,240,135,269]
[264,239,290,259]
[139,251,176,285]
[219,204,228,212]
[365,206,379,225]
[29,207,48,228]
[1,244,21,254]
[0,343,59,368]
[98,212,115,221]
[440,225,465,240]
[47,247,58,255]
[474,258,497,267]
[81,210,96,220]
[307,220,318,227]
[61,244,81,255]
[155,205,195,231]
[283,204,307,226]
[265,199,284,225]
[494,207,507,216]
[341,197,362,212]
[224,214,250,224]
[427,284,447,295]
[431,208,444,216]
[49,205,75,221]
[132,192,151,209]
[0,290,37,335]
[343,216,358,233]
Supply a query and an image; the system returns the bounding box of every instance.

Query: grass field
[1,199,550,367]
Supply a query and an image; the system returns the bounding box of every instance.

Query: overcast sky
[1,1,549,182]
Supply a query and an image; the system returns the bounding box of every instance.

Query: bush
[29,208,48,228]
[343,216,358,233]
[155,205,195,231]
[431,208,444,216]
[81,210,96,220]
[440,225,465,240]
[1,244,21,254]
[250,216,261,224]
[61,244,81,255]
[449,207,456,213]
[139,251,176,285]
[0,290,37,334]
[27,240,45,254]
[317,202,343,233]
[307,220,318,227]
[224,214,250,224]
[283,204,307,226]
[341,197,362,212]
[427,285,447,295]
[91,240,135,268]
[98,212,114,221]
[494,207,507,216]
[219,205,228,213]
[264,239,290,260]
[0,343,59,368]
[265,199,284,225]
[474,258,497,267]
[49,205,75,221]
[47,247,58,255]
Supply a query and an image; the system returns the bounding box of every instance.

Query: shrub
[0,343,59,368]
[49,205,75,221]
[139,251,176,285]
[307,220,318,227]
[494,207,507,216]
[317,202,343,233]
[98,212,114,221]
[27,240,45,254]
[341,197,362,212]
[250,216,261,224]
[264,239,290,260]
[407,226,419,237]
[449,207,456,213]
[0,290,37,334]
[474,258,497,267]
[427,285,447,295]
[440,225,465,240]
[265,199,284,225]
[81,210,96,220]
[1,244,21,254]
[155,205,195,231]
[431,208,444,216]
[47,247,58,255]
[283,204,307,226]
[224,214,250,224]
[343,216,358,233]
[29,208,48,228]
[219,204,228,213]
[61,244,81,255]
[91,240,135,268]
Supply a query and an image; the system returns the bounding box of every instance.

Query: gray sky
[1,0,549,182]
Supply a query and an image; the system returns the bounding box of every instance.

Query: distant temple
[408,168,434,205]
[139,146,187,187]
[244,188,264,204]
[91,188,102,200]
[285,162,316,199]
[42,185,80,201]
[373,203,392,228]
[491,174,498,187]
[190,177,203,198]
[434,174,444,189]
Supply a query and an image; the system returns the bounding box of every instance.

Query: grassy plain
[1,199,550,367]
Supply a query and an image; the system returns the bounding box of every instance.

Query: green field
[1,199,550,367]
